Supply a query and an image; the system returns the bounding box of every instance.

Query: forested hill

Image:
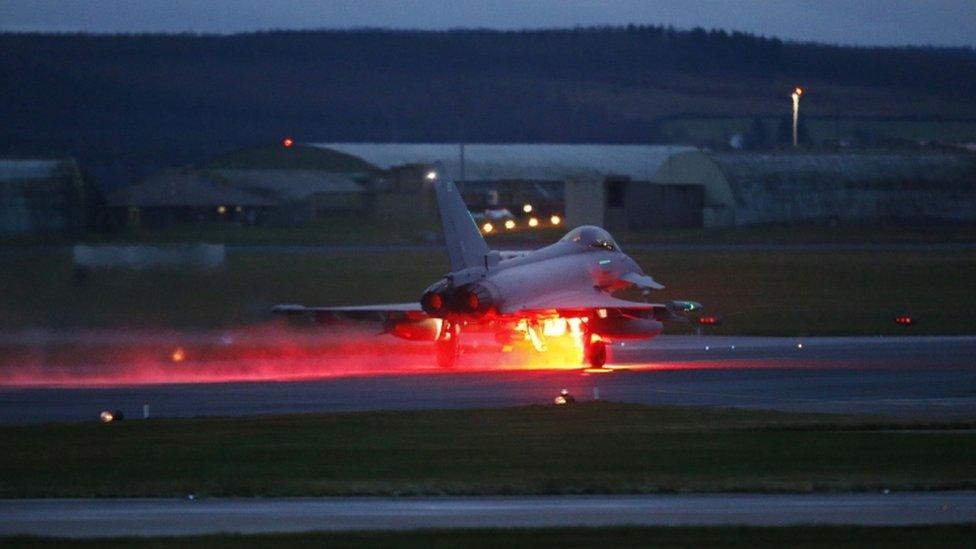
[2,27,975,189]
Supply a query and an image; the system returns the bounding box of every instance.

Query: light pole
[791,87,803,148]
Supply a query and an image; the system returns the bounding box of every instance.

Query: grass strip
[2,402,974,497]
[1,249,974,335]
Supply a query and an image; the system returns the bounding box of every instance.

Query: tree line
[1,26,973,189]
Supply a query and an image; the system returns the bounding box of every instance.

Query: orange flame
[170,347,186,363]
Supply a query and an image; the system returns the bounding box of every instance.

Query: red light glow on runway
[0,325,904,387]
[0,323,593,387]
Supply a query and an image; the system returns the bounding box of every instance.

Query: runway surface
[2,335,975,424]
[2,492,974,537]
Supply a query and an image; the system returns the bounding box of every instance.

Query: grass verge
[5,525,976,548]
[2,402,974,498]
[3,222,974,248]
[1,248,974,335]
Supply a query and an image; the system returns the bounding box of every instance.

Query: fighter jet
[275,180,700,368]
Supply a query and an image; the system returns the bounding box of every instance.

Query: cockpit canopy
[560,225,621,252]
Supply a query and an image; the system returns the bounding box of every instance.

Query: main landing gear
[584,334,608,368]
[435,320,460,369]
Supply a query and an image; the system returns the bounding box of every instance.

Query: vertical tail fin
[435,180,489,272]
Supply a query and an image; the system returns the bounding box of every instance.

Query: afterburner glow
[0,321,595,387]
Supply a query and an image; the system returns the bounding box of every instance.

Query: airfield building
[312,144,976,229]
[113,143,975,231]
[106,168,276,227]
[108,146,372,227]
[313,143,706,230]
[213,169,368,224]
[0,158,89,235]
[655,150,976,226]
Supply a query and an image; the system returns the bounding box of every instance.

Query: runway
[3,338,975,539]
[1,492,974,537]
[2,335,975,424]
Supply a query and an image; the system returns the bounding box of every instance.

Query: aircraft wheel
[435,322,460,369]
[586,339,607,368]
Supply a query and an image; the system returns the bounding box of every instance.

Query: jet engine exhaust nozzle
[456,283,494,317]
[421,291,448,315]
[421,279,451,316]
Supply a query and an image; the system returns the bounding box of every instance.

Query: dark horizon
[2,0,975,49]
[0,25,974,54]
[3,24,975,192]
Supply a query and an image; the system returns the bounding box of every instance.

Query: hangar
[106,168,276,227]
[313,143,705,230]
[0,158,89,235]
[108,143,975,232]
[213,169,368,224]
[107,145,372,227]
[313,144,976,229]
[655,150,976,226]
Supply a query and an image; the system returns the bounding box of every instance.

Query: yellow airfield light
[528,217,539,227]
[482,222,494,233]
[504,219,516,230]
[522,204,533,213]
[550,214,562,225]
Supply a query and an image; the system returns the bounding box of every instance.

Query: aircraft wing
[503,290,656,315]
[504,291,701,319]
[273,303,426,322]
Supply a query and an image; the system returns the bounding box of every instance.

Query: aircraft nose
[622,255,643,274]
[620,256,664,290]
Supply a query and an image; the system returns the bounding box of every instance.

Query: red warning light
[894,315,914,326]
[282,137,294,148]
[698,316,721,326]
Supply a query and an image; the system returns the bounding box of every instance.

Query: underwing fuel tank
[385,318,442,341]
[587,315,663,340]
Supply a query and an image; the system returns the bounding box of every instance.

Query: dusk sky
[1,0,974,48]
